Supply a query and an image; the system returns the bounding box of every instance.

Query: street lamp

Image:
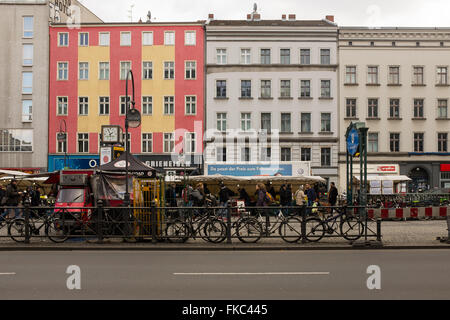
[57,119,68,169]
[124,70,141,207]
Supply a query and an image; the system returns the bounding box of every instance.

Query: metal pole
[226,201,232,244]
[97,199,103,243]
[377,218,382,242]
[24,201,30,244]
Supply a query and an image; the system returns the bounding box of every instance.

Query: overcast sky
[78,0,450,27]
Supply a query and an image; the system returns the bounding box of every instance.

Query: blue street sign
[347,128,360,156]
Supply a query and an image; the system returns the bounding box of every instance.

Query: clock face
[102,126,119,143]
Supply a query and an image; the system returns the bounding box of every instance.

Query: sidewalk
[0,220,448,250]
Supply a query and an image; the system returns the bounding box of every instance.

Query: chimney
[326,15,335,22]
[208,13,214,20]
[282,14,287,21]
[288,14,296,21]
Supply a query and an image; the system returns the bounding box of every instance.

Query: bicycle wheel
[8,218,28,243]
[203,218,227,243]
[165,219,189,243]
[235,217,262,243]
[304,217,325,242]
[278,217,302,243]
[340,216,365,241]
[45,218,69,243]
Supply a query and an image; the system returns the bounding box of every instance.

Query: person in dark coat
[328,182,338,214]
[218,182,235,206]
[165,184,177,208]
[0,185,7,221]
[5,180,22,218]
[237,185,251,207]
[266,182,277,200]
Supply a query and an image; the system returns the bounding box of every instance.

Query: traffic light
[113,146,124,159]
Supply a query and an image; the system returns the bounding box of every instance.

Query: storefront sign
[440,164,450,172]
[353,164,399,175]
[48,155,100,172]
[100,147,112,166]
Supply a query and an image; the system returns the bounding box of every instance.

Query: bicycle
[304,206,365,242]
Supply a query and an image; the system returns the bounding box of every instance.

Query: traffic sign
[347,128,360,156]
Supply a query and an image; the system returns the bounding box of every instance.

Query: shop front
[136,155,203,182]
[48,155,100,172]
[205,162,311,177]
[440,164,450,188]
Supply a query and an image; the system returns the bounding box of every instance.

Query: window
[438,133,448,152]
[280,80,291,97]
[143,61,153,79]
[241,49,251,64]
[413,66,424,85]
[261,80,271,98]
[281,148,291,162]
[438,99,448,118]
[22,72,32,94]
[281,113,291,133]
[320,49,330,65]
[185,132,197,154]
[23,16,33,38]
[0,129,33,152]
[217,113,227,132]
[142,31,153,45]
[22,100,32,122]
[142,133,153,153]
[99,32,110,46]
[390,133,400,152]
[79,33,89,46]
[217,147,227,162]
[321,113,331,132]
[390,99,400,118]
[437,66,448,85]
[367,66,379,84]
[78,133,89,153]
[301,113,311,133]
[300,49,310,65]
[368,133,378,152]
[241,147,251,162]
[321,80,331,98]
[368,99,378,118]
[57,133,67,153]
[78,97,88,115]
[300,80,311,98]
[261,113,271,133]
[120,32,131,46]
[57,97,68,115]
[164,31,175,45]
[345,66,356,84]
[414,133,424,152]
[58,62,68,80]
[120,61,131,80]
[241,80,252,98]
[142,96,152,115]
[120,96,130,115]
[216,80,227,98]
[389,66,400,84]
[260,147,271,161]
[185,61,196,79]
[164,61,175,79]
[301,148,311,161]
[99,62,110,80]
[79,62,89,80]
[414,99,424,118]
[185,31,196,45]
[346,99,357,118]
[280,49,290,64]
[164,96,175,115]
[163,133,175,153]
[58,33,69,47]
[216,49,227,64]
[185,96,196,115]
[321,148,331,166]
[99,97,110,115]
[261,49,271,64]
[241,113,251,131]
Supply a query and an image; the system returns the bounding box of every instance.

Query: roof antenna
[128,4,135,22]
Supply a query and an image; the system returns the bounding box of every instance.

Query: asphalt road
[0,250,449,300]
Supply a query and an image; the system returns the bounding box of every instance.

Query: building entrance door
[408,167,429,192]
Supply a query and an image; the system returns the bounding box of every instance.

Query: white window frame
[142,31,154,46]
[164,31,175,46]
[119,96,131,116]
[240,48,251,64]
[56,133,67,154]
[99,32,110,46]
[142,133,153,153]
[163,96,175,115]
[22,100,32,123]
[184,31,196,46]
[99,62,110,80]
[142,96,153,115]
[77,133,89,153]
[58,32,69,47]
[22,71,33,94]
[241,113,251,131]
[163,133,175,153]
[185,132,196,153]
[78,96,89,116]
[217,113,227,132]
[99,96,110,115]
[23,16,33,38]
[185,95,197,115]
[142,61,153,80]
[216,48,227,64]
[57,61,69,81]
[78,62,89,80]
[120,61,132,80]
[185,61,196,80]
[78,32,89,46]
[120,32,132,46]
[57,96,68,116]
[163,61,175,80]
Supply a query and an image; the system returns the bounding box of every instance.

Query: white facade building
[205,12,339,186]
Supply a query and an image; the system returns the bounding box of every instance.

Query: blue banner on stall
[207,164,292,176]
[48,156,100,172]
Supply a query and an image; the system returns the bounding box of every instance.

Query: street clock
[101,125,123,144]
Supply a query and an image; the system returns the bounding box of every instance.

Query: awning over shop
[95,152,156,178]
[353,175,411,182]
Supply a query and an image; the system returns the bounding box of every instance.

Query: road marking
[0,273,16,276]
[174,272,330,276]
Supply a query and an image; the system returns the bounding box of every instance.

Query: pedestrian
[182,184,194,207]
[279,184,292,215]
[5,180,22,219]
[294,185,306,216]
[218,182,235,219]
[191,183,205,208]
[165,184,177,208]
[0,185,7,221]
[305,184,317,215]
[266,182,277,200]
[328,182,338,214]
[256,184,269,207]
[237,185,251,207]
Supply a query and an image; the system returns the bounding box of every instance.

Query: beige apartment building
[338,27,450,193]
[0,0,101,173]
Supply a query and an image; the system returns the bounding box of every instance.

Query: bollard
[151,201,157,244]
[301,205,307,244]
[24,201,30,244]
[226,201,232,244]
[376,218,382,242]
[97,199,104,243]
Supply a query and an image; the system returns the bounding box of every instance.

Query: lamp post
[124,70,141,207]
[57,119,68,169]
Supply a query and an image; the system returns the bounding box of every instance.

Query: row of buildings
[1,1,450,192]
